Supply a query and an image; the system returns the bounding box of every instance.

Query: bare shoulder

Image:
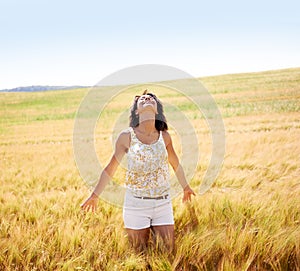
[116,128,131,149]
[119,128,131,137]
[162,130,172,147]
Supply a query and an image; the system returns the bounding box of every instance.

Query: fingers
[81,204,95,212]
[182,194,191,203]
[182,190,196,203]
[188,187,196,195]
[80,201,96,213]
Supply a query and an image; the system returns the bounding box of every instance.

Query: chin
[143,104,155,109]
[142,105,156,113]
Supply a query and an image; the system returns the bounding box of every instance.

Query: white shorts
[123,190,174,230]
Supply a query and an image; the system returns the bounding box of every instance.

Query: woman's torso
[125,127,170,197]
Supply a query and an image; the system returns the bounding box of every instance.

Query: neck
[138,112,156,134]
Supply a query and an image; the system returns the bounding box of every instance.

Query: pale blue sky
[0,0,299,89]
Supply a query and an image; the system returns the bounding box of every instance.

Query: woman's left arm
[163,131,196,202]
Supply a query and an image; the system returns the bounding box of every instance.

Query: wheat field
[0,68,299,270]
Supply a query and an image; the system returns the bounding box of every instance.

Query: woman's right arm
[80,131,129,212]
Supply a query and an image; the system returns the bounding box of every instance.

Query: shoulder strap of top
[159,130,165,145]
[128,127,137,141]
[158,130,162,141]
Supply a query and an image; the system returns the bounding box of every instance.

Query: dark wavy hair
[129,90,168,131]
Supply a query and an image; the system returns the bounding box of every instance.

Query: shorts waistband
[133,194,169,200]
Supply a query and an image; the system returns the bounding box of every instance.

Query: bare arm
[81,131,129,211]
[163,131,196,202]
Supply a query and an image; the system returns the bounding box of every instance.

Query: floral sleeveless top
[126,127,170,197]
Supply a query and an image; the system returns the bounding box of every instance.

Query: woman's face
[136,94,158,114]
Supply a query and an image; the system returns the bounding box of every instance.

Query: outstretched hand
[182,186,196,203]
[80,193,98,212]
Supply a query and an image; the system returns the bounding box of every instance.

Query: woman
[81,90,195,251]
